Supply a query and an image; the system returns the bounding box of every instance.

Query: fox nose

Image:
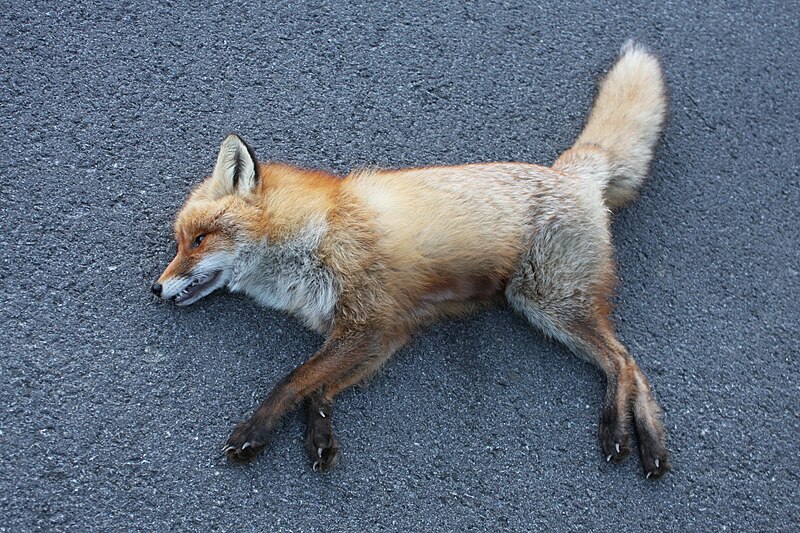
[151,282,163,296]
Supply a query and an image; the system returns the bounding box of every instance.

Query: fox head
[152,134,262,306]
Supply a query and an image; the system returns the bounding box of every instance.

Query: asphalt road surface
[2,1,798,531]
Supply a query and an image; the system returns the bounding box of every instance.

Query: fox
[153,41,670,478]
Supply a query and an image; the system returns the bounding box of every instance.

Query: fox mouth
[174,270,223,306]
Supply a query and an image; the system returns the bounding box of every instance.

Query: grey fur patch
[228,218,339,333]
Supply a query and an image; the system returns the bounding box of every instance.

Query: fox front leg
[222,329,381,462]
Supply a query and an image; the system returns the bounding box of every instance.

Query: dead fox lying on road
[153,41,670,478]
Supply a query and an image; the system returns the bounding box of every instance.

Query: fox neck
[228,167,340,334]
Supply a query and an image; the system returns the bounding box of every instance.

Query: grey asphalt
[1,0,798,531]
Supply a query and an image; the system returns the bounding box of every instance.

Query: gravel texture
[1,0,798,531]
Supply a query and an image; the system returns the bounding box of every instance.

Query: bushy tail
[553,41,667,210]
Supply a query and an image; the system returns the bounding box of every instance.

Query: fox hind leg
[569,315,669,478]
[506,217,669,478]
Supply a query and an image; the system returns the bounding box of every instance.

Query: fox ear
[210,133,260,196]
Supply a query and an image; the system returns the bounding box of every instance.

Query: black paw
[598,410,631,464]
[305,411,340,472]
[222,419,269,462]
[638,434,670,479]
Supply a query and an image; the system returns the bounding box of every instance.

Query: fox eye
[191,234,206,249]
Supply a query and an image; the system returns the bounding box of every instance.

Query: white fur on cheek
[195,251,235,278]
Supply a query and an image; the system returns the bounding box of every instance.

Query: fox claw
[319,410,326,418]
[312,461,319,471]
[222,417,271,461]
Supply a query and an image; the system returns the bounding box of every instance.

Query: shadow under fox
[153,41,670,478]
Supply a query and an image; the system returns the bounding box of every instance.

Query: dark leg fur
[305,390,339,472]
[299,338,403,471]
[597,371,631,464]
[631,368,670,478]
[223,329,379,461]
[507,269,669,478]
[565,318,669,478]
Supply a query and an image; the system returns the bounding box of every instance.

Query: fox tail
[553,41,668,210]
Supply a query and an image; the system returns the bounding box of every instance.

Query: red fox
[153,41,670,478]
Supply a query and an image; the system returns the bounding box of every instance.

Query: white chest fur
[228,220,339,333]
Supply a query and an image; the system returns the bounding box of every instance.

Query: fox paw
[639,435,670,479]
[305,413,340,472]
[598,414,631,465]
[222,420,269,462]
